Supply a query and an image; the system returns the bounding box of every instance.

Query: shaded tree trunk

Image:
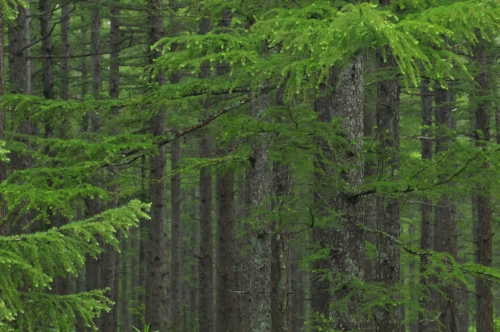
[271,87,291,332]
[375,44,401,332]
[198,15,214,332]
[171,137,183,331]
[0,9,5,237]
[216,169,236,332]
[145,1,170,331]
[8,2,32,235]
[473,35,494,332]
[418,79,435,332]
[60,0,71,101]
[433,84,460,332]
[289,247,306,332]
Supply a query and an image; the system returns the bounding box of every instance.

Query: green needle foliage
[0,200,150,330]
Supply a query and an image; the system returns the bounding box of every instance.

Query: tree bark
[0,9,5,237]
[329,56,365,330]
[375,44,401,332]
[170,137,183,331]
[311,56,365,331]
[433,84,460,332]
[216,169,236,332]
[8,3,32,235]
[145,1,169,331]
[473,35,494,332]
[198,15,214,332]
[242,84,272,332]
[271,87,291,332]
[60,0,71,101]
[101,2,121,329]
[418,79,435,332]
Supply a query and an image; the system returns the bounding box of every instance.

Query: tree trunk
[311,56,365,331]
[145,1,169,331]
[60,0,71,101]
[473,35,494,332]
[0,9,5,237]
[171,137,183,331]
[433,85,460,332]
[375,44,401,332]
[271,86,291,332]
[110,2,121,329]
[242,84,272,332]
[198,15,214,332]
[216,169,236,332]
[329,56,365,330]
[289,247,305,332]
[8,3,32,235]
[418,79,435,332]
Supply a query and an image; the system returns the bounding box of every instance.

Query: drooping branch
[346,154,477,200]
[28,35,134,59]
[105,95,254,168]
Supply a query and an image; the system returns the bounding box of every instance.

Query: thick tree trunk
[329,56,365,331]
[8,5,30,95]
[8,4,31,235]
[312,56,365,331]
[375,45,401,332]
[242,85,272,332]
[145,1,169,331]
[171,137,183,331]
[216,170,236,332]
[418,79,435,332]
[433,85,460,332]
[473,36,494,332]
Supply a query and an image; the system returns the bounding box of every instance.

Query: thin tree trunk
[473,35,494,332]
[198,15,214,332]
[121,237,130,332]
[289,247,305,332]
[216,169,236,332]
[110,3,121,331]
[234,174,245,332]
[137,155,147,328]
[0,9,5,237]
[145,1,169,330]
[60,0,70,101]
[433,85,460,332]
[363,74,377,285]
[171,137,183,331]
[418,79,435,332]
[375,43,401,331]
[271,86,291,332]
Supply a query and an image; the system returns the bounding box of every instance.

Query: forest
[1,0,500,331]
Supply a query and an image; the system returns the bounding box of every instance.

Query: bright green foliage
[0,0,27,21]
[0,200,149,330]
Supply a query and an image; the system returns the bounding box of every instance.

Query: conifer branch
[347,154,477,200]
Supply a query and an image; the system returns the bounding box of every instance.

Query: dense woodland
[2,0,500,331]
